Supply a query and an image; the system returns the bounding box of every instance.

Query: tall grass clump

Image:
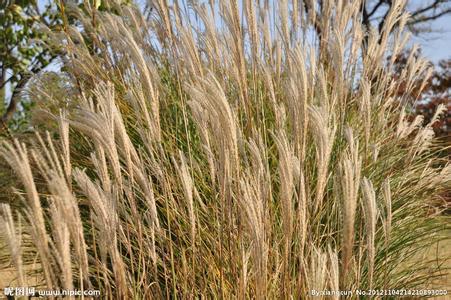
[0,0,450,298]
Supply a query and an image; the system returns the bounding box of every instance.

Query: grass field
[0,0,450,298]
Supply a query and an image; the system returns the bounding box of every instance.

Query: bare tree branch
[0,74,31,130]
[361,1,372,29]
[361,0,451,34]
[0,52,57,130]
[408,8,451,25]
[368,0,386,18]
[410,0,449,17]
[377,0,393,34]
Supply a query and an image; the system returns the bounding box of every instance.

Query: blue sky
[35,0,451,61]
[3,1,447,103]
[411,14,451,63]
[35,0,449,62]
[407,0,451,62]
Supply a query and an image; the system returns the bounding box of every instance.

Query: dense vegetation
[0,0,450,298]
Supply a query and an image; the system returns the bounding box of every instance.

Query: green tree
[0,0,61,129]
[0,0,133,131]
